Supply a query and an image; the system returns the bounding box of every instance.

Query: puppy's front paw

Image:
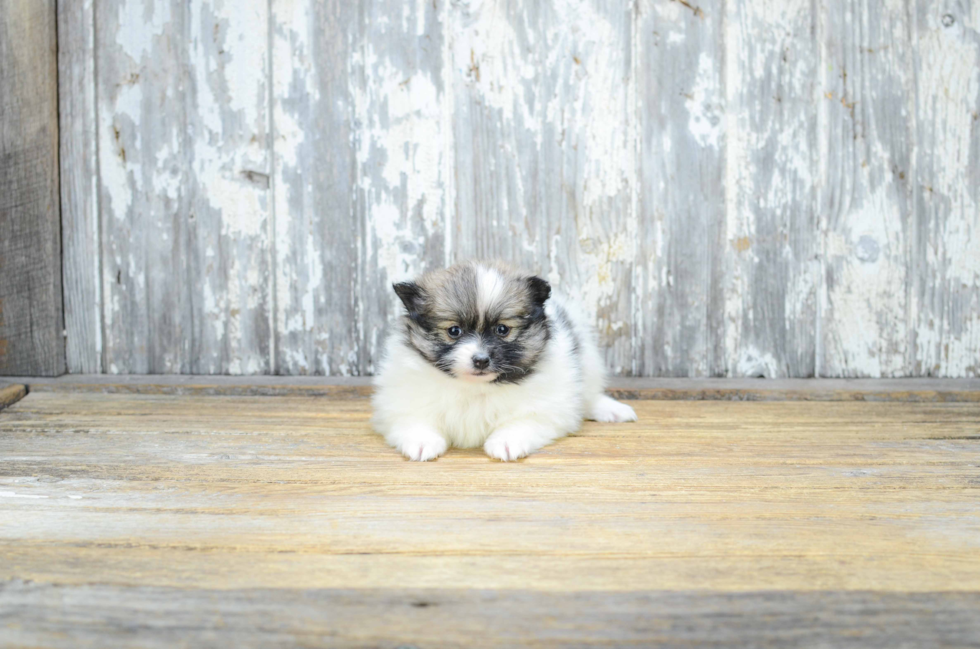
[484,431,531,462]
[589,395,638,423]
[392,426,448,461]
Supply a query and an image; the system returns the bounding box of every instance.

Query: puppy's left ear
[526,276,551,306]
[393,281,425,315]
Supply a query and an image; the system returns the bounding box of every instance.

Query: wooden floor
[1,388,979,647]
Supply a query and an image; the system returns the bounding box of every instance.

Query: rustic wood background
[54,0,979,377]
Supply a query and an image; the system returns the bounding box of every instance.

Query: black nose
[472,353,490,370]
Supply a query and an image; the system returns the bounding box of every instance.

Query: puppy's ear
[526,276,551,306]
[393,281,425,315]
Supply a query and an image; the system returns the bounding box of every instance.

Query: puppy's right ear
[526,276,551,306]
[393,281,425,315]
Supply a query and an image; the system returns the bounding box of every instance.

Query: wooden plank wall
[0,0,65,376]
[56,0,980,377]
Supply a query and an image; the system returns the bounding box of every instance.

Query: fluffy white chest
[433,383,527,448]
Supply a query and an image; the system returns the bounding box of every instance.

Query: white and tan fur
[372,262,636,461]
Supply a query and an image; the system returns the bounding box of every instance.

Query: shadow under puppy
[372,261,637,461]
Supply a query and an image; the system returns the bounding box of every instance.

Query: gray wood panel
[59,0,103,374]
[723,0,820,378]
[451,0,636,374]
[4,582,980,648]
[819,0,913,377]
[52,0,980,377]
[910,0,980,377]
[97,0,272,374]
[635,0,726,377]
[96,0,185,373]
[353,0,451,374]
[184,0,274,375]
[271,0,359,376]
[0,0,65,376]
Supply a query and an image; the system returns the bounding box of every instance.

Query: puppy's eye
[447,325,462,339]
[495,324,510,337]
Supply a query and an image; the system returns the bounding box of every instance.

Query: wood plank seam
[6,376,980,401]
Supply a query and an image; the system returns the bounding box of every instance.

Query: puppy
[371,261,637,461]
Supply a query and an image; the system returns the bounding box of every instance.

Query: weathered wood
[3,582,979,648]
[18,375,375,398]
[52,0,980,378]
[0,383,26,410]
[635,0,726,376]
[59,0,102,374]
[0,0,65,376]
[185,0,274,375]
[7,375,980,401]
[271,0,360,375]
[3,393,980,643]
[723,0,820,377]
[353,0,452,374]
[910,0,980,377]
[97,0,273,374]
[2,394,980,593]
[97,0,182,373]
[819,0,914,377]
[451,0,636,374]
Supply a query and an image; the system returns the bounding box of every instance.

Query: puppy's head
[392,262,551,383]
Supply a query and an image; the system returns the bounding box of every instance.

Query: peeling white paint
[912,11,980,376]
[722,0,746,375]
[353,39,447,288]
[115,0,171,61]
[453,0,539,133]
[352,0,450,371]
[72,0,980,378]
[736,345,781,378]
[686,52,722,149]
[99,83,141,221]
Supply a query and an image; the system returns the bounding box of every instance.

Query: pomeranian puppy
[372,261,637,461]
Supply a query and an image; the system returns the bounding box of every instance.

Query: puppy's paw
[589,395,638,423]
[392,426,448,461]
[484,431,531,462]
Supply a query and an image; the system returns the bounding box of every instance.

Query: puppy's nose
[472,353,490,370]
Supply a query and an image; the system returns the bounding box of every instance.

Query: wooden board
[2,392,979,646]
[7,375,980,401]
[635,0,725,376]
[3,582,979,648]
[271,0,360,376]
[0,0,65,377]
[0,383,26,409]
[723,0,820,378]
[818,0,914,377]
[96,0,273,374]
[353,0,452,375]
[910,0,980,377]
[59,0,102,374]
